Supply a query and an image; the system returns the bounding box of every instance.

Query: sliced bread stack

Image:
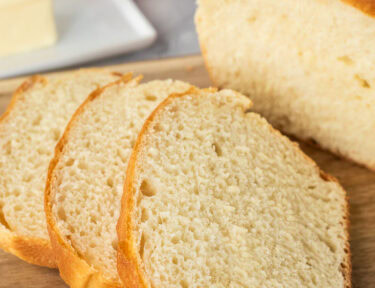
[0,69,350,287]
[196,0,375,170]
[45,78,192,287]
[117,88,350,287]
[0,70,121,267]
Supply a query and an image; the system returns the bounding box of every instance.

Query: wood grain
[0,55,374,288]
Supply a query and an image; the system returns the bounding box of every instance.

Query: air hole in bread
[57,194,65,202]
[171,235,179,244]
[0,203,10,229]
[145,93,157,101]
[153,123,161,133]
[247,15,257,23]
[180,280,188,288]
[354,74,371,88]
[78,160,88,170]
[139,233,146,259]
[170,105,178,113]
[107,177,114,188]
[189,152,194,161]
[194,186,199,195]
[4,141,11,155]
[22,174,32,183]
[58,207,67,221]
[136,189,142,206]
[172,256,178,265]
[140,180,156,197]
[112,239,118,251]
[325,240,336,254]
[65,158,75,167]
[212,143,223,156]
[141,208,149,222]
[32,115,42,126]
[13,188,21,197]
[90,216,97,224]
[337,56,354,66]
[37,146,49,155]
[68,224,75,233]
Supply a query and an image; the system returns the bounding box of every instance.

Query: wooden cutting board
[0,55,374,288]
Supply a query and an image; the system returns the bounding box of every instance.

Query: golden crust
[342,0,375,17]
[0,228,56,268]
[117,88,351,287]
[45,73,135,288]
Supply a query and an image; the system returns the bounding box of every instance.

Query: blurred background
[97,0,199,65]
[0,0,200,78]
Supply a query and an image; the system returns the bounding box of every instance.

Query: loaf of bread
[0,70,120,267]
[45,77,192,287]
[196,0,375,170]
[117,88,350,287]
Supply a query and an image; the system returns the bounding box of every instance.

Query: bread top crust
[342,0,375,16]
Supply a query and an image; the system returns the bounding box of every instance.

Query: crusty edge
[341,0,375,17]
[0,228,56,268]
[117,87,351,287]
[44,73,138,287]
[0,75,57,267]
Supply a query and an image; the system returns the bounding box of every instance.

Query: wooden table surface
[0,55,374,288]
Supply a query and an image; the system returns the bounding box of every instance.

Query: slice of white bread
[117,88,351,287]
[0,70,121,267]
[196,0,375,170]
[45,77,192,287]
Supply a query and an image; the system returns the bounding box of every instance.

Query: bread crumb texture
[0,71,119,241]
[124,89,349,287]
[196,0,375,169]
[49,80,191,282]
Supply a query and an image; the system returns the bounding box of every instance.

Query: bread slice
[196,0,375,170]
[45,77,192,287]
[0,70,121,267]
[117,88,351,287]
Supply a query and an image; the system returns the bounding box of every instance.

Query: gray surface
[88,0,200,67]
